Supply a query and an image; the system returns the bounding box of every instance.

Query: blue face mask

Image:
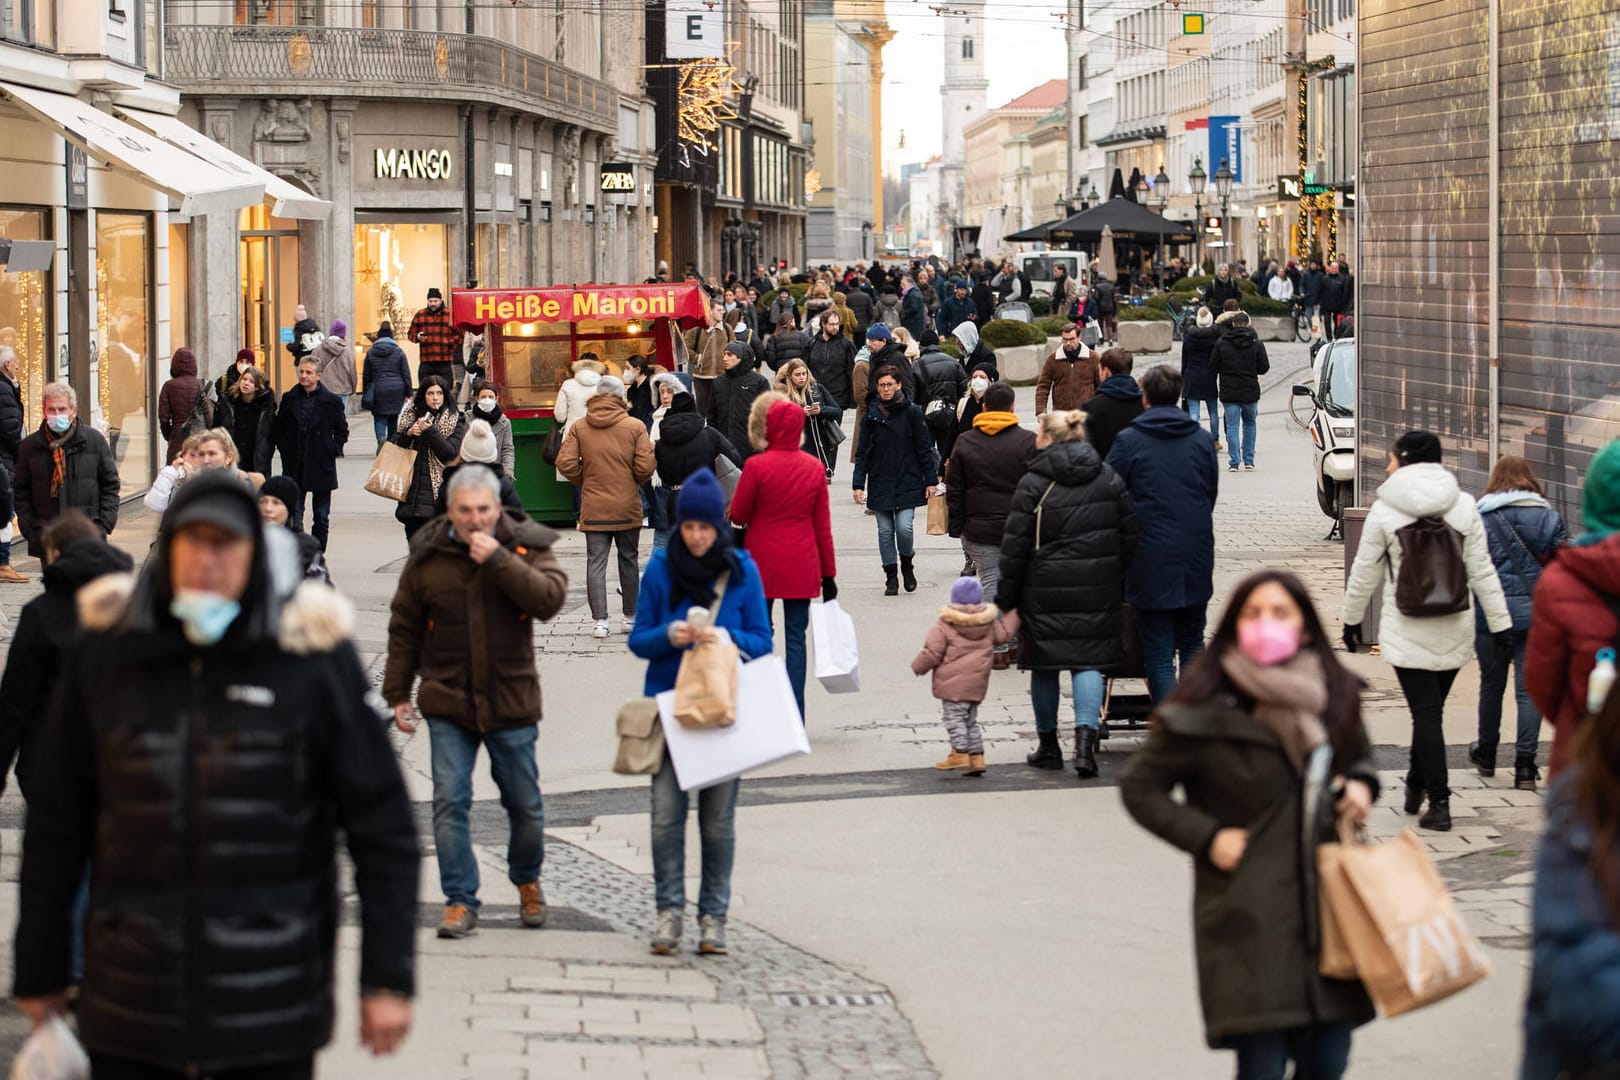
[47,414,71,434]
[170,589,242,646]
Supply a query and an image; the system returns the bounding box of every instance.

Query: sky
[877,0,1069,168]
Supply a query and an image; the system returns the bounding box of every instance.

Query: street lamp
[1152,163,1171,280]
[1213,157,1235,263]
[1188,156,1208,269]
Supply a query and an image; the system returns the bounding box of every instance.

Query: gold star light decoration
[677,46,742,151]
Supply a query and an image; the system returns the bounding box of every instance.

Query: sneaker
[650,909,683,955]
[0,566,29,584]
[620,617,635,634]
[517,881,547,928]
[960,559,977,577]
[437,903,478,939]
[593,620,611,639]
[1228,464,1239,473]
[698,914,728,955]
[1243,463,1255,471]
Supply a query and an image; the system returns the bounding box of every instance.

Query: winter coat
[1527,535,1620,776]
[1476,491,1568,632]
[852,395,934,513]
[385,512,567,731]
[864,341,916,404]
[1080,375,1145,462]
[311,335,356,397]
[555,395,656,531]
[843,287,873,330]
[553,362,605,433]
[0,371,23,468]
[685,324,731,381]
[1343,462,1512,670]
[0,539,133,796]
[216,387,276,474]
[362,336,413,419]
[1106,407,1219,611]
[1035,347,1102,414]
[287,316,322,361]
[912,603,1017,703]
[901,287,929,338]
[629,547,774,697]
[915,348,967,412]
[708,362,772,462]
[729,400,836,600]
[936,294,976,336]
[392,404,464,525]
[1523,774,1620,1077]
[1119,691,1379,1048]
[778,381,844,468]
[994,440,1138,670]
[972,281,995,325]
[13,421,120,556]
[271,384,349,495]
[764,327,811,372]
[1300,268,1326,304]
[654,407,743,496]
[1320,272,1350,314]
[1210,327,1271,404]
[158,355,211,466]
[1180,325,1221,402]
[13,561,418,1073]
[875,292,903,328]
[944,415,1037,545]
[806,332,857,408]
[1204,275,1243,309]
[769,293,799,331]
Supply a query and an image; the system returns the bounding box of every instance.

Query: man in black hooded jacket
[1080,348,1146,461]
[708,342,771,462]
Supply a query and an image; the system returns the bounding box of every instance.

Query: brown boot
[963,754,986,776]
[991,651,1011,670]
[517,881,547,928]
[934,751,972,771]
[0,566,29,583]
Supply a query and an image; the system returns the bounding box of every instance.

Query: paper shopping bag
[1327,828,1491,1016]
[1316,838,1359,980]
[672,637,740,728]
[810,599,861,693]
[658,654,811,790]
[926,489,948,536]
[364,441,418,502]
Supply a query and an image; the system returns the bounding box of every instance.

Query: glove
[1493,629,1513,653]
[1342,623,1363,654]
[821,576,838,603]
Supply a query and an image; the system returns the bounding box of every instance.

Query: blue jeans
[1186,397,1220,441]
[1223,402,1259,466]
[874,507,916,565]
[651,755,739,917]
[1030,669,1105,733]
[295,488,333,551]
[1477,628,1538,756]
[1137,605,1207,704]
[427,719,546,910]
[1231,1021,1353,1080]
[372,412,398,447]
[652,526,671,552]
[773,597,810,720]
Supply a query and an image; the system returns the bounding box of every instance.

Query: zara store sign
[375,146,454,180]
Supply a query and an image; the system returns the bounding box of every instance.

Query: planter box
[994,344,1046,384]
[1252,316,1294,341]
[1117,320,1173,354]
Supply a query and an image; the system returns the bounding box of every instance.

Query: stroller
[1099,604,1155,740]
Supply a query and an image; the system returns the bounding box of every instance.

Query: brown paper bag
[926,490,948,536]
[1327,828,1491,1017]
[672,639,740,728]
[1316,839,1359,980]
[365,441,418,502]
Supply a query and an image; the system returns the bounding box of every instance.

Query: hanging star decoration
[677,46,742,151]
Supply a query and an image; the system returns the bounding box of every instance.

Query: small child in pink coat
[911,577,1018,775]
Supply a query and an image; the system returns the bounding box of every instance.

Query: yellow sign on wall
[1182,13,1205,34]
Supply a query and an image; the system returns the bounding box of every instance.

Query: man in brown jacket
[555,378,656,639]
[683,298,730,421]
[1034,322,1102,416]
[384,467,569,940]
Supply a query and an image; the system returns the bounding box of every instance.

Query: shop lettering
[469,289,681,323]
[375,147,454,180]
[473,293,563,321]
[571,290,677,318]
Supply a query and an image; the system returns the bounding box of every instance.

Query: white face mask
[477,398,497,413]
[970,377,989,394]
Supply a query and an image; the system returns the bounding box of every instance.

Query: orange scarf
[973,411,1020,436]
[46,422,74,497]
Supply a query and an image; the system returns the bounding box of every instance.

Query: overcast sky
[875,0,1069,168]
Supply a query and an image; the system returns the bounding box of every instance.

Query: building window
[1077,56,1087,89]
[4,0,56,47]
[962,37,973,59]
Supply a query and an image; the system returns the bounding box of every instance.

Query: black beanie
[259,475,302,524]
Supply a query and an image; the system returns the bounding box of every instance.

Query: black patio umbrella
[1048,197,1195,247]
[1004,218,1066,243]
[1108,168,1128,202]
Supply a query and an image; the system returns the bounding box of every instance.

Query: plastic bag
[10,1015,90,1080]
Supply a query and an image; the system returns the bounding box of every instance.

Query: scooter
[1289,336,1357,540]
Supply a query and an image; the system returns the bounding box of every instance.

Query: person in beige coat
[912,575,1018,776]
[556,377,656,638]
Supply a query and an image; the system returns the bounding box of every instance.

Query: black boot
[1403,776,1424,815]
[1025,731,1064,769]
[1419,797,1452,832]
[883,564,899,596]
[1073,726,1100,779]
[1515,753,1541,791]
[1467,740,1497,778]
[900,555,918,593]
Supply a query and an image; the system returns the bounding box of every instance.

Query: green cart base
[511,415,577,527]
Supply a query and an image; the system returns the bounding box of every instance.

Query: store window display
[0,208,52,429]
[96,212,155,494]
[354,222,448,380]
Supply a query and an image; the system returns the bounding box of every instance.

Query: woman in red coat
[729,393,838,719]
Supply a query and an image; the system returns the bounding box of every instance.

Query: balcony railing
[163,24,615,129]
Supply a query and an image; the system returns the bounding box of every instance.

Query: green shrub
[1029,294,1053,316]
[981,318,1050,348]
[1239,278,1259,296]
[1116,305,1172,322]
[940,340,963,359]
[1141,293,1174,311]
[1032,315,1069,337]
[1180,274,1213,293]
[1241,296,1294,316]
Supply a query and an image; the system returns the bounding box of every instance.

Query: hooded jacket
[852,392,934,513]
[158,349,211,465]
[729,398,836,600]
[945,413,1038,544]
[362,334,413,418]
[1343,462,1512,671]
[654,396,743,500]
[1179,324,1221,402]
[764,326,811,372]
[555,394,656,531]
[1106,407,1218,610]
[311,334,356,397]
[1035,345,1102,415]
[13,419,121,555]
[709,359,772,462]
[1210,326,1270,404]
[1527,535,1620,776]
[994,439,1138,670]
[914,347,968,413]
[553,360,605,432]
[1475,490,1568,631]
[912,602,1018,702]
[1080,374,1145,461]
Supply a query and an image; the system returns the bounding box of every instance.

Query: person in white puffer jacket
[1342,430,1511,834]
[553,356,606,434]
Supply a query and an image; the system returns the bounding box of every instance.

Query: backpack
[1094,280,1117,315]
[1388,516,1470,617]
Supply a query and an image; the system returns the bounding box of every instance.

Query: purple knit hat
[949,576,983,606]
[328,319,347,339]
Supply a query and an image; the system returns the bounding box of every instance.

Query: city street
[0,348,1546,1077]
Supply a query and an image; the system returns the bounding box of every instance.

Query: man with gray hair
[0,345,27,581]
[13,382,119,558]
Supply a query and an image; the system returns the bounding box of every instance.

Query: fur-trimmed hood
[938,601,1000,627]
[748,392,802,451]
[571,359,607,379]
[78,573,355,655]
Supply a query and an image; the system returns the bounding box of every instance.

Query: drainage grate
[770,991,895,1008]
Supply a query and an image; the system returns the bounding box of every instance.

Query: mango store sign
[375,146,453,180]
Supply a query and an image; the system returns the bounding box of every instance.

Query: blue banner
[1208,116,1244,184]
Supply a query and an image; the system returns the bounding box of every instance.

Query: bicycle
[1292,298,1315,342]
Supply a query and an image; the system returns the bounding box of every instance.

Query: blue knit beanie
[676,468,728,531]
[866,322,892,342]
[949,576,983,606]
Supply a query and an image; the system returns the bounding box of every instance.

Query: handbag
[612,697,665,775]
[714,453,742,503]
[361,383,375,412]
[364,441,418,502]
[541,422,565,466]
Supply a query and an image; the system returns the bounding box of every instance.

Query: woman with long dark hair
[1121,570,1378,1080]
[394,375,465,539]
[852,364,936,595]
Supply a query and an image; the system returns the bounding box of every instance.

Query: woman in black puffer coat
[996,408,1138,778]
[215,365,277,474]
[652,390,743,550]
[1179,307,1222,448]
[852,364,936,596]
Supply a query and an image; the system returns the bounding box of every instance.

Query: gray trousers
[963,539,1009,655]
[586,528,640,620]
[942,700,984,754]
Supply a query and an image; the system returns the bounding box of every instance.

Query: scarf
[402,402,462,496]
[47,421,75,497]
[668,532,733,609]
[878,390,910,417]
[1218,647,1328,770]
[974,411,1020,436]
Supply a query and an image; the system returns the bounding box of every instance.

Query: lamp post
[1153,163,1171,279]
[1188,156,1207,270]
[1214,157,1235,262]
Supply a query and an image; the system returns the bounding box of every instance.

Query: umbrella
[1108,168,1127,202]
[978,206,1005,259]
[1004,219,1064,243]
[1099,225,1118,283]
[1047,197,1196,246]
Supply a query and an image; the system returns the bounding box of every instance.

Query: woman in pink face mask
[1119,570,1377,1080]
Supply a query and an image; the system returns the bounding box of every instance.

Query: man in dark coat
[1179,308,1223,447]
[914,330,968,463]
[971,277,996,325]
[1079,348,1145,461]
[708,343,771,462]
[1319,261,1349,340]
[805,312,857,409]
[271,355,350,551]
[841,285,873,337]
[0,345,27,582]
[13,472,420,1074]
[899,275,929,339]
[1204,264,1243,309]
[1209,311,1271,471]
[13,383,120,558]
[935,278,977,336]
[1106,363,1218,705]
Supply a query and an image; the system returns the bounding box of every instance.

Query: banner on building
[1208,115,1244,183]
[666,0,723,59]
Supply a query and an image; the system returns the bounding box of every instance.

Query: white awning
[115,106,332,220]
[0,82,262,217]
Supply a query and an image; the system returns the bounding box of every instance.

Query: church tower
[940,0,989,167]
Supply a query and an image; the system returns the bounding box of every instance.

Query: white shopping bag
[657,654,811,791]
[10,1014,90,1080]
[810,599,861,693]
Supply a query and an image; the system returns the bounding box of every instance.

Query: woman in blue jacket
[629,468,772,959]
[1471,455,1568,790]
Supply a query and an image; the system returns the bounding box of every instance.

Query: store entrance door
[240,225,302,393]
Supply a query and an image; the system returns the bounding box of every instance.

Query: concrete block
[1251,316,1294,341]
[1117,320,1173,353]
[993,344,1044,383]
